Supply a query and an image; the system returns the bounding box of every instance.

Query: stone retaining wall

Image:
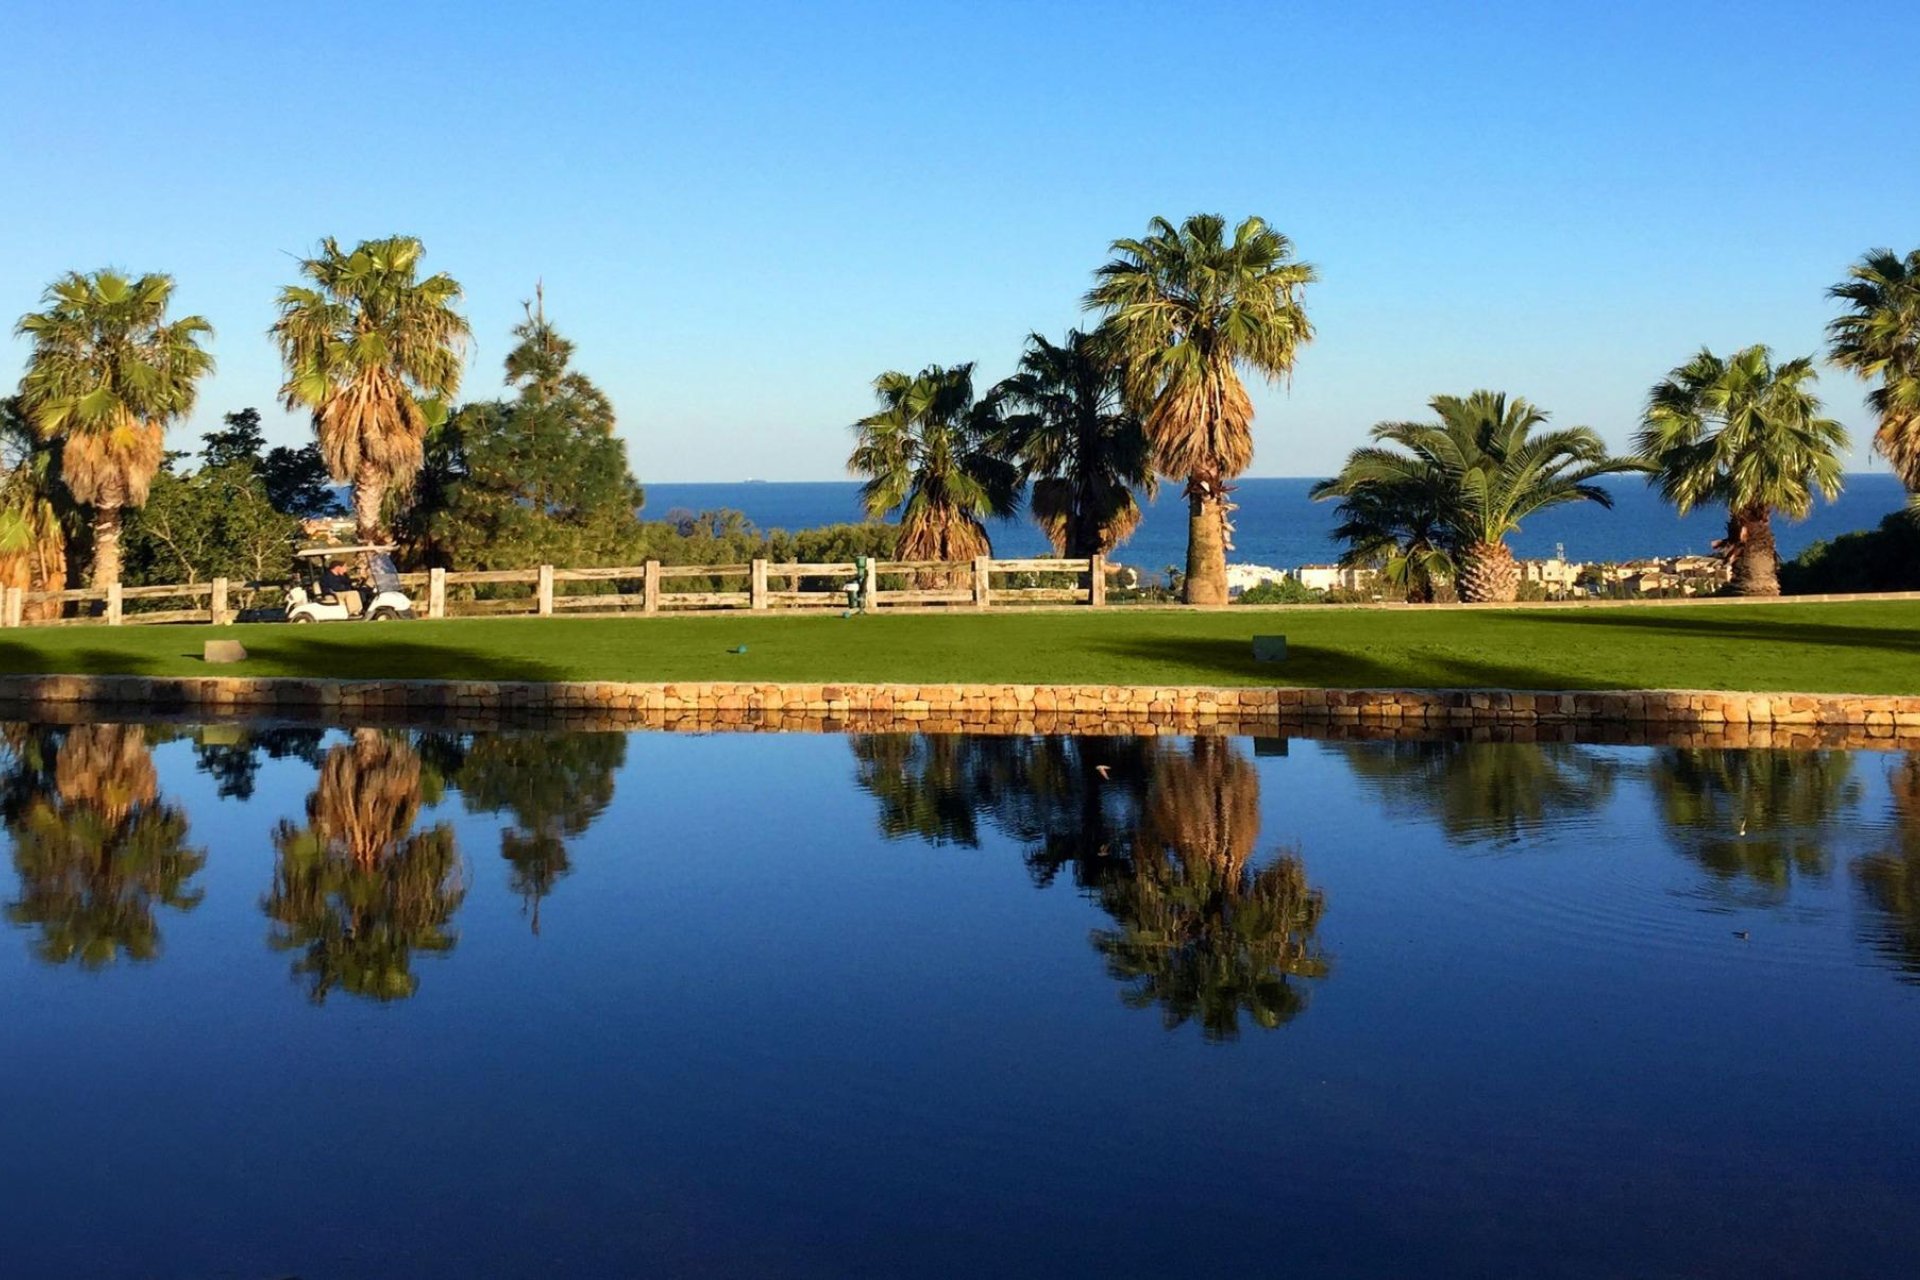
[1,675,1917,747]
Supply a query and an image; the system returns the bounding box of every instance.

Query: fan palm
[14,271,213,587]
[987,329,1153,557]
[1827,247,1920,490]
[0,397,71,612]
[1637,346,1846,596]
[1325,392,1632,603]
[271,236,470,543]
[1311,461,1454,603]
[848,363,1018,563]
[1087,214,1315,604]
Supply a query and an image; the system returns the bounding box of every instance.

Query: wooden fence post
[428,567,446,619]
[643,560,661,614]
[972,555,991,608]
[105,582,123,626]
[1089,554,1106,607]
[211,577,229,624]
[863,557,879,609]
[536,564,555,616]
[3,586,21,628]
[750,558,769,611]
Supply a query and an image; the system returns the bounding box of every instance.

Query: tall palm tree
[1324,391,1633,603]
[0,397,71,613]
[1827,247,1920,490]
[987,329,1153,557]
[14,270,214,587]
[1637,346,1846,597]
[1311,461,1454,602]
[848,363,1018,563]
[1087,214,1315,604]
[271,236,470,543]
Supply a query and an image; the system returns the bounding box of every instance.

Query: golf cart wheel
[369,606,398,622]
[291,613,315,624]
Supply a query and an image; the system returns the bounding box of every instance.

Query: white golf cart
[285,545,417,623]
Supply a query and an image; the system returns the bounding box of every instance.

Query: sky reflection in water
[2,722,1918,1278]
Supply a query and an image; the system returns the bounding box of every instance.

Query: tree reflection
[1855,754,1920,980]
[265,729,464,1003]
[191,726,327,801]
[1334,740,1618,845]
[1092,737,1327,1040]
[448,731,625,933]
[1649,749,1858,905]
[2,724,204,967]
[852,733,1329,1039]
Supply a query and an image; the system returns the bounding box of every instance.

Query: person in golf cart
[286,545,416,622]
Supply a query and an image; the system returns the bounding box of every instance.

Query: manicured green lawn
[1,602,1917,693]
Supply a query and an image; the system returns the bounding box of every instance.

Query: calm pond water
[3,723,1918,1279]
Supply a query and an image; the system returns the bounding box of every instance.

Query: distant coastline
[638,474,1911,573]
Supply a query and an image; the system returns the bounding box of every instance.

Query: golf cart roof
[294,544,398,559]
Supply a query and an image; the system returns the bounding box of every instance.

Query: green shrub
[1781,510,1920,594]
[1235,578,1326,605]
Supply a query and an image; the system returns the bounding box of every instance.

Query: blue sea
[643,475,1912,571]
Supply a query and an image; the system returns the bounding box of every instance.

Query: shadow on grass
[0,634,568,683]
[1519,608,1920,658]
[1090,635,1611,691]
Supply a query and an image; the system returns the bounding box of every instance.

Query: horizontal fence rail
[0,555,1110,627]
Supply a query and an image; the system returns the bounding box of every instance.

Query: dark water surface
[4,723,1919,1278]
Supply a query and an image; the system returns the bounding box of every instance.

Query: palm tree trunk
[1726,507,1780,596]
[1184,482,1229,606]
[353,468,388,544]
[1457,540,1519,604]
[90,504,122,591]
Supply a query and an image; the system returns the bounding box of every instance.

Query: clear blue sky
[3,0,1915,481]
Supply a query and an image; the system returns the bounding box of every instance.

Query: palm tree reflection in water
[1855,754,1920,981]
[2,723,204,968]
[265,729,464,1003]
[1648,750,1859,906]
[852,733,1328,1040]
[1333,740,1618,847]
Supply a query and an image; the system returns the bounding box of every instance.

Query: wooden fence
[0,555,1111,627]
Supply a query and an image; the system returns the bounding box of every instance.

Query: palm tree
[0,397,72,614]
[504,283,615,432]
[1323,391,1633,603]
[987,329,1153,557]
[14,270,214,587]
[1087,214,1315,604]
[1637,346,1846,597]
[1827,247,1920,490]
[848,363,1018,563]
[1311,461,1454,603]
[271,236,470,544]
